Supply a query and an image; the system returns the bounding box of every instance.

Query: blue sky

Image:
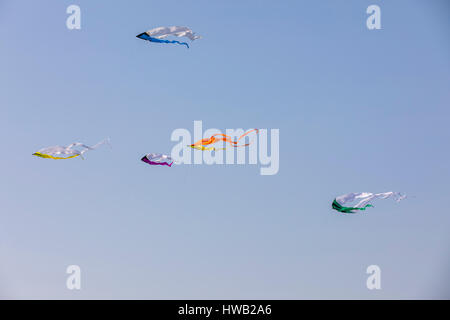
[0,0,449,299]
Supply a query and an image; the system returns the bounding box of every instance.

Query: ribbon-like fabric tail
[190,129,259,149]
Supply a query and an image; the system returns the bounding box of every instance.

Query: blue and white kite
[136,26,201,48]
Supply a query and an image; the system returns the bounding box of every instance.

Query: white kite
[136,26,201,48]
[332,192,406,213]
[33,138,110,160]
[141,153,175,167]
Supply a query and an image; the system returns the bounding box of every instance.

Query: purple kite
[141,153,174,167]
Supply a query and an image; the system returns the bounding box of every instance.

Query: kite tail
[191,129,259,149]
[90,138,111,150]
[171,40,189,48]
[393,193,407,202]
[235,129,259,146]
[159,39,189,48]
[80,138,110,155]
[211,129,259,147]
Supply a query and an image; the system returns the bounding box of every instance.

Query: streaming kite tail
[80,138,110,155]
[192,129,259,148]
[173,40,189,48]
[162,39,189,48]
[91,137,111,149]
[393,193,407,202]
[228,129,259,147]
[238,128,259,140]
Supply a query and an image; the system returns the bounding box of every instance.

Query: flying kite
[189,129,259,151]
[141,153,174,167]
[332,192,406,214]
[136,26,201,48]
[32,139,110,160]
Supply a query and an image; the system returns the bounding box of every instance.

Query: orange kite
[189,129,258,150]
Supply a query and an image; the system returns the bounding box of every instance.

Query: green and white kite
[332,192,406,214]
